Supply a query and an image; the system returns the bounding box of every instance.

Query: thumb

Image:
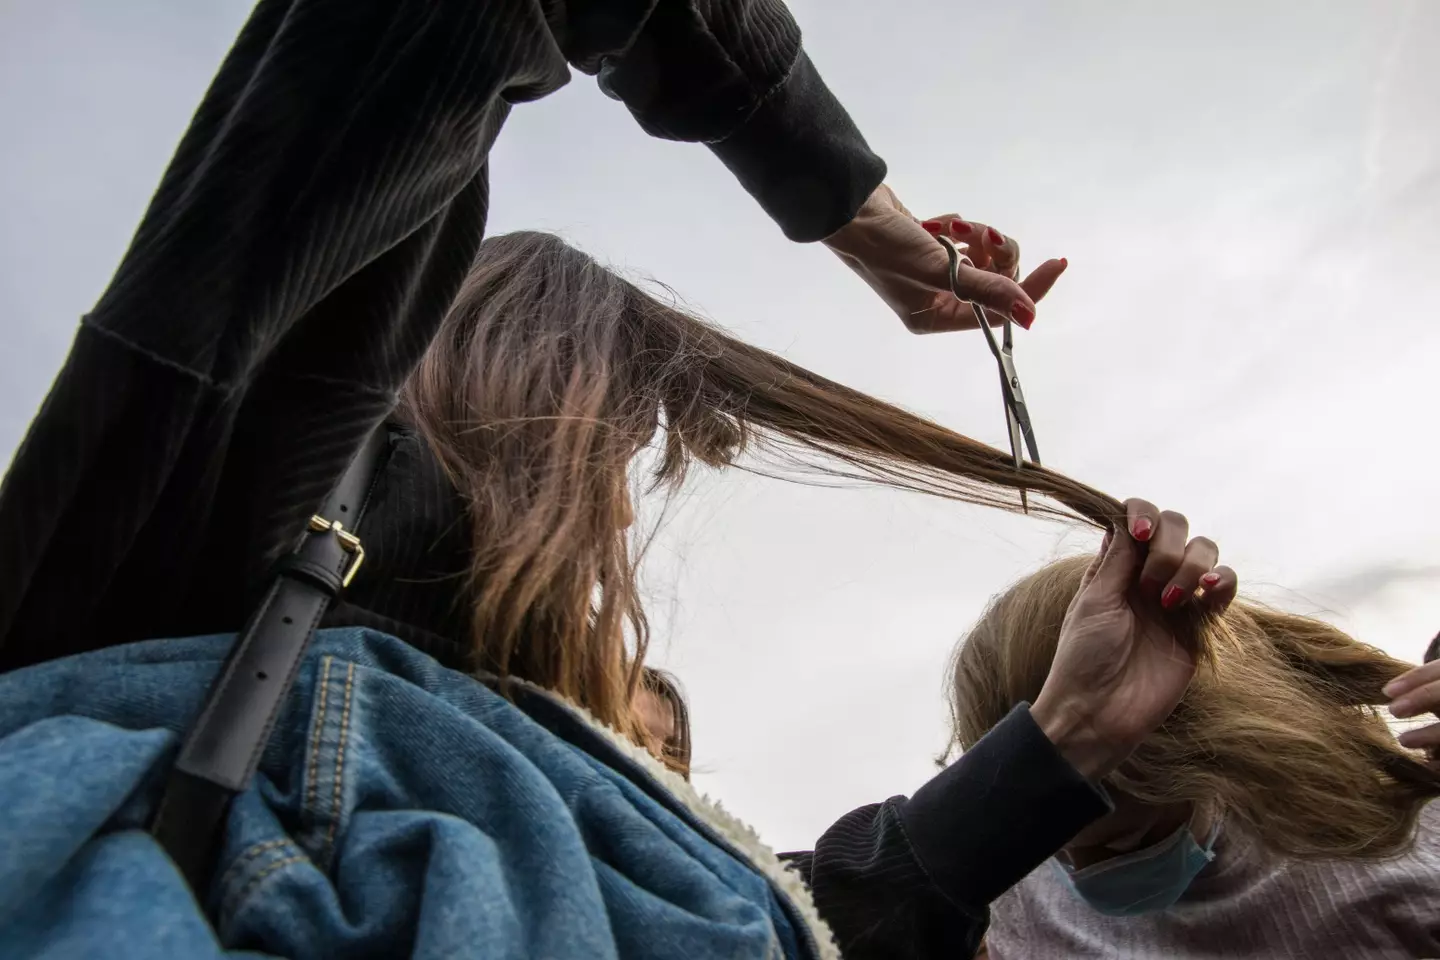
[952,263,1036,328]
[1079,525,1142,598]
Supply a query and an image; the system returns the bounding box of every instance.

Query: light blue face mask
[1052,819,1221,917]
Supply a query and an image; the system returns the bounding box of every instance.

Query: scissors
[935,235,1042,512]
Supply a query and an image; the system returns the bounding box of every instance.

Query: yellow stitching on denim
[216,839,294,896]
[218,842,304,919]
[325,661,356,854]
[229,854,307,914]
[306,656,333,815]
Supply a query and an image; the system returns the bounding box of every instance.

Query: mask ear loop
[1194,805,1224,855]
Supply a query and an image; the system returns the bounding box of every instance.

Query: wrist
[820,185,886,258]
[1030,696,1130,781]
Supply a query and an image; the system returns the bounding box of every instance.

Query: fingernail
[1059,257,1069,269]
[987,227,1005,246]
[1384,679,1403,697]
[1399,730,1420,748]
[951,220,972,236]
[1011,302,1035,330]
[1161,584,1185,610]
[1200,572,1220,587]
[921,220,943,236]
[1131,517,1154,541]
[1391,698,1416,719]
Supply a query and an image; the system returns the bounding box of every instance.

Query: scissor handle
[937,236,1008,363]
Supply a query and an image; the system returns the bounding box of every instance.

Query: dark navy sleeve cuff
[707,52,887,243]
[898,703,1113,909]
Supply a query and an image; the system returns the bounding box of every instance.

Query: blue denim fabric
[0,629,817,959]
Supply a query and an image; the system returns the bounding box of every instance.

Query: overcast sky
[4,0,1438,851]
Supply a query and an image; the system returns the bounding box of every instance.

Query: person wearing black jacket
[0,1,1228,957]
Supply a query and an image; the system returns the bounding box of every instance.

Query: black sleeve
[0,0,885,670]
[782,705,1112,959]
[592,2,886,241]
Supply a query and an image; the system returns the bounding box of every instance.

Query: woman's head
[949,556,1440,861]
[637,667,693,779]
[401,230,1120,744]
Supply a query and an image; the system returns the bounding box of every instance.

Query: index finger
[1386,659,1440,700]
[1019,258,1069,306]
[948,264,1036,329]
[981,226,1020,278]
[1125,498,1160,543]
[1195,564,1238,613]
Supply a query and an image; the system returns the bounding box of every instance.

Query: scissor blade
[1006,403,1024,473]
[1000,350,1041,467]
[1012,401,1041,466]
[1005,391,1031,514]
[970,302,1005,364]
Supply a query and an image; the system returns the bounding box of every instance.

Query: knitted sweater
[984,803,1440,959]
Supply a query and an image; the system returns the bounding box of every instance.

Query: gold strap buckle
[308,515,365,588]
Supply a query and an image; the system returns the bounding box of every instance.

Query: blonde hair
[948,556,1440,860]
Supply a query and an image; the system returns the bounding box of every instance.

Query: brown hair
[400,230,1121,744]
[949,555,1440,860]
[641,667,693,779]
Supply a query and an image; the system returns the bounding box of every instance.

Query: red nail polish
[1059,257,1069,269]
[951,220,972,236]
[1161,584,1185,610]
[1132,517,1154,541]
[987,227,1005,246]
[1201,572,1221,587]
[1011,302,1035,330]
[922,220,943,236]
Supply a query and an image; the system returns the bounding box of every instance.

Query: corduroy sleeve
[782,705,1111,958]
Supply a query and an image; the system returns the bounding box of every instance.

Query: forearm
[782,802,985,959]
[900,704,1112,908]
[89,0,572,378]
[788,705,1111,959]
[592,0,886,241]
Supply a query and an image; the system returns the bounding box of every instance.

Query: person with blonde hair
[950,555,1440,959]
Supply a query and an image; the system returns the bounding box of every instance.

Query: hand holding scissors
[823,186,1068,334]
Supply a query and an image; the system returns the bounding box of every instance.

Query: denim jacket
[0,628,835,959]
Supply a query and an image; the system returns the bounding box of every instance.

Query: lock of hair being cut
[400,231,1126,746]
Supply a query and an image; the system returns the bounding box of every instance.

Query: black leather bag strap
[150,426,391,894]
